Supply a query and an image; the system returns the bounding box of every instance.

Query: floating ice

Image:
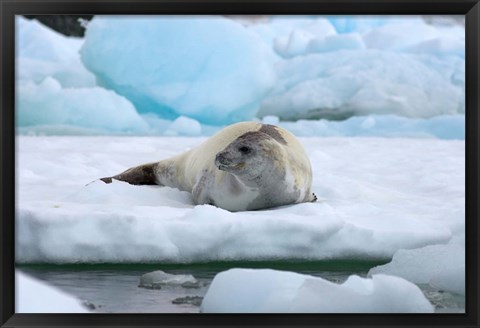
[164,116,202,136]
[273,18,337,58]
[254,16,464,121]
[16,17,148,133]
[251,16,335,48]
[16,136,464,264]
[362,21,439,51]
[139,270,198,289]
[172,296,203,306]
[259,50,464,121]
[368,234,465,295]
[200,268,434,313]
[405,36,465,58]
[80,16,276,125]
[16,16,95,88]
[276,114,465,140]
[326,15,415,34]
[16,15,465,134]
[16,77,148,133]
[16,270,89,313]
[307,33,366,53]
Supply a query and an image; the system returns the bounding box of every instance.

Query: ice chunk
[16,136,463,264]
[201,269,308,312]
[172,296,203,306]
[16,270,89,313]
[307,33,365,53]
[363,21,438,50]
[139,270,198,289]
[16,77,149,133]
[299,18,337,38]
[291,274,434,313]
[274,29,315,58]
[16,113,465,139]
[80,16,276,125]
[17,16,82,62]
[251,16,335,48]
[326,15,419,34]
[368,235,465,295]
[259,50,463,120]
[261,115,280,125]
[273,18,337,58]
[405,36,465,57]
[16,16,95,88]
[16,15,464,134]
[164,116,202,136]
[200,269,434,313]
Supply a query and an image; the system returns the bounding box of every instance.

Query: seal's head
[214,131,283,181]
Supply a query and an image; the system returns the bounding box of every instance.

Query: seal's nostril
[216,153,231,166]
[216,153,224,164]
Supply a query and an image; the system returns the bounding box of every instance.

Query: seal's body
[101,122,316,211]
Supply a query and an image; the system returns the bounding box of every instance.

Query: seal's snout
[215,152,232,167]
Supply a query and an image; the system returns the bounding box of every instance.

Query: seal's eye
[239,146,251,154]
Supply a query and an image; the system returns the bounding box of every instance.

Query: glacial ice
[80,16,277,125]
[16,15,465,134]
[16,77,149,133]
[258,50,464,120]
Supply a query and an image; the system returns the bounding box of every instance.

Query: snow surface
[16,270,89,313]
[16,136,464,265]
[16,16,465,134]
[200,268,434,313]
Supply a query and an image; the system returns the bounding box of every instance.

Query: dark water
[17,260,465,313]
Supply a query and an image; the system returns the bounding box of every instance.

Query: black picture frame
[1,0,478,327]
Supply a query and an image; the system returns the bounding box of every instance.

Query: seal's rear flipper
[100,163,158,185]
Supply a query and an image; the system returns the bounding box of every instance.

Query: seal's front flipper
[100,163,158,185]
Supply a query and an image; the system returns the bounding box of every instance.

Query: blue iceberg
[80,16,277,125]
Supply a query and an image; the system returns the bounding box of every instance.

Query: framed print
[1,0,479,327]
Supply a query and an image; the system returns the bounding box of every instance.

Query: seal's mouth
[217,162,245,171]
[233,162,245,169]
[215,152,245,171]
